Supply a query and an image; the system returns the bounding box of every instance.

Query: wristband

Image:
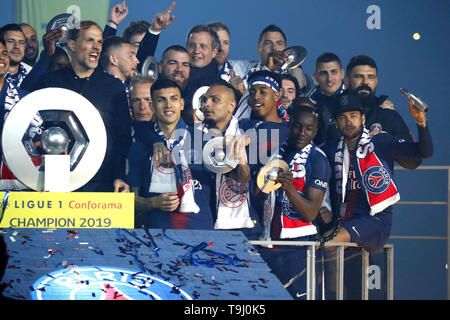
[108,20,119,27]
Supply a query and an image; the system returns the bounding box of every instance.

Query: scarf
[1,77,42,190]
[5,63,30,88]
[273,141,318,239]
[201,116,254,229]
[219,61,233,82]
[334,128,400,215]
[139,120,200,214]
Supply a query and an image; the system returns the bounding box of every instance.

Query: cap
[333,91,363,118]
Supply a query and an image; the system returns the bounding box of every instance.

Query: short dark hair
[150,78,182,99]
[100,36,130,69]
[0,23,25,42]
[68,20,101,42]
[280,73,300,98]
[209,79,241,105]
[288,98,319,123]
[258,24,286,44]
[315,52,342,70]
[346,55,377,75]
[186,24,219,49]
[122,20,151,43]
[161,45,189,60]
[207,22,231,38]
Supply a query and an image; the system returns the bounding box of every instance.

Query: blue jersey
[127,121,214,230]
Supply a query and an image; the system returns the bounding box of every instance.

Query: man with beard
[345,55,421,169]
[19,23,39,67]
[318,91,433,299]
[158,45,193,124]
[345,55,412,141]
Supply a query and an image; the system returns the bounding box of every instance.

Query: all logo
[31,266,193,300]
[362,166,391,194]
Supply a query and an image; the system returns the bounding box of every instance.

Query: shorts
[341,212,392,252]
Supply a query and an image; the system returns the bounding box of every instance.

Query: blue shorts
[341,212,392,252]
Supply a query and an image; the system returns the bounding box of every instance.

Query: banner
[0,191,134,229]
[15,0,111,49]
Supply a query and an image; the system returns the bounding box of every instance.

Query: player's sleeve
[126,140,148,192]
[306,149,331,192]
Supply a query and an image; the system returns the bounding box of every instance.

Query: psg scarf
[334,128,400,215]
[272,142,318,239]
[135,120,200,214]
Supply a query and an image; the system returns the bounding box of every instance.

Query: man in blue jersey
[256,102,331,300]
[127,78,213,229]
[187,80,261,237]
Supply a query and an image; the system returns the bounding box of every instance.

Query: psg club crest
[281,194,303,220]
[362,166,391,194]
[31,266,193,300]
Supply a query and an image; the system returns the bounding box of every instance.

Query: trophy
[256,159,289,193]
[1,88,107,192]
[192,86,209,122]
[141,56,159,81]
[400,88,430,113]
[46,13,79,47]
[203,137,239,174]
[276,46,307,72]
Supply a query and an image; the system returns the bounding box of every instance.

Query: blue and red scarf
[270,141,318,239]
[334,128,400,215]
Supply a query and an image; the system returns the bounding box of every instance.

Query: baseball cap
[333,90,363,118]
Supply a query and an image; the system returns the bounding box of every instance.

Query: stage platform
[0,228,292,300]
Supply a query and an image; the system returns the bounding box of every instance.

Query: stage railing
[247,240,394,300]
[394,165,449,300]
[249,165,450,300]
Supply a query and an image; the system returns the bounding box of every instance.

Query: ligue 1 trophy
[276,46,307,72]
[400,88,430,113]
[1,88,107,192]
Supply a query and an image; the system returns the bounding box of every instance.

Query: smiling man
[128,78,213,229]
[256,101,331,300]
[20,23,39,67]
[34,21,132,193]
[319,90,433,299]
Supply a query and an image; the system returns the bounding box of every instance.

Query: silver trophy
[141,56,159,81]
[46,13,79,47]
[192,86,209,122]
[1,88,107,192]
[277,46,307,72]
[400,88,430,113]
[203,137,239,174]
